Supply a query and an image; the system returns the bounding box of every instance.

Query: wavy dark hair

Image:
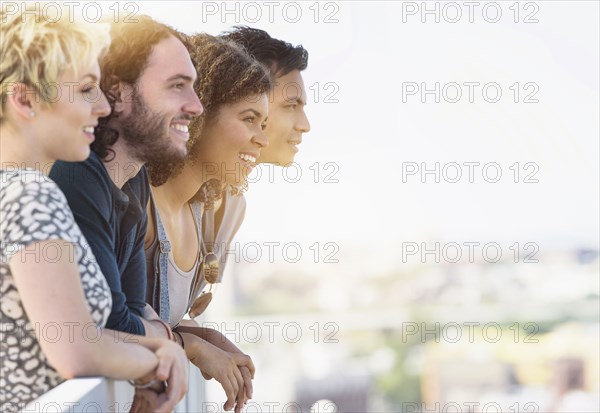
[91,16,184,161]
[219,26,308,77]
[146,33,272,200]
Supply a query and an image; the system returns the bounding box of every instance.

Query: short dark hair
[92,15,184,160]
[219,26,308,77]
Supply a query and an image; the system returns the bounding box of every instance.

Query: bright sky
[131,1,599,274]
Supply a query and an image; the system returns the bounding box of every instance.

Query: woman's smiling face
[35,60,110,163]
[196,92,269,187]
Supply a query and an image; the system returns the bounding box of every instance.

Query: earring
[29,111,35,117]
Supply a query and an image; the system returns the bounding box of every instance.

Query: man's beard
[120,88,188,165]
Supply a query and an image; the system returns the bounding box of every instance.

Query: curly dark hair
[146,33,272,196]
[219,26,308,77]
[91,15,184,161]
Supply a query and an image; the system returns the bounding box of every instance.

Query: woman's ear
[6,83,38,119]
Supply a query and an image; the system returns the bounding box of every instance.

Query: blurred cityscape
[202,249,599,412]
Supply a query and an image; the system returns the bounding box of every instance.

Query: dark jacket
[50,152,149,335]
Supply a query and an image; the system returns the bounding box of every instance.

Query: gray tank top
[145,190,247,327]
[145,202,202,328]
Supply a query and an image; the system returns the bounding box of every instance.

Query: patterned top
[0,169,112,410]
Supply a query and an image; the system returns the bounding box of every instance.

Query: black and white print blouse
[0,169,112,410]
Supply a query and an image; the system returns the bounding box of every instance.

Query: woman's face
[34,59,110,163]
[196,93,269,187]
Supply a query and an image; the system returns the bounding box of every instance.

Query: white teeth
[171,124,189,133]
[83,126,94,133]
[239,154,256,164]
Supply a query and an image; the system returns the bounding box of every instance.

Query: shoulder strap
[187,202,205,309]
[148,190,171,324]
[203,204,215,250]
[190,201,204,247]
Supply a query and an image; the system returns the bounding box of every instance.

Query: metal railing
[23,365,205,412]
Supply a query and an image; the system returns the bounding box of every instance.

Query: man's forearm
[174,326,240,353]
[140,318,172,338]
[140,304,172,338]
[139,304,172,339]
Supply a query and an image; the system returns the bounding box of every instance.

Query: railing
[23,365,205,412]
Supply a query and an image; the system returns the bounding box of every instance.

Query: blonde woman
[0,7,188,411]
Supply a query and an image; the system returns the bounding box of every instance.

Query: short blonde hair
[0,3,111,120]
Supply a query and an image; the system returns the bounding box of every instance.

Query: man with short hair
[221,26,311,166]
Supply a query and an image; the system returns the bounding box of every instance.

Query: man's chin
[173,146,189,161]
[141,146,188,165]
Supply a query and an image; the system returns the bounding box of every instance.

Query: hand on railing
[174,325,255,412]
[129,340,189,413]
[200,358,254,413]
[181,332,254,412]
